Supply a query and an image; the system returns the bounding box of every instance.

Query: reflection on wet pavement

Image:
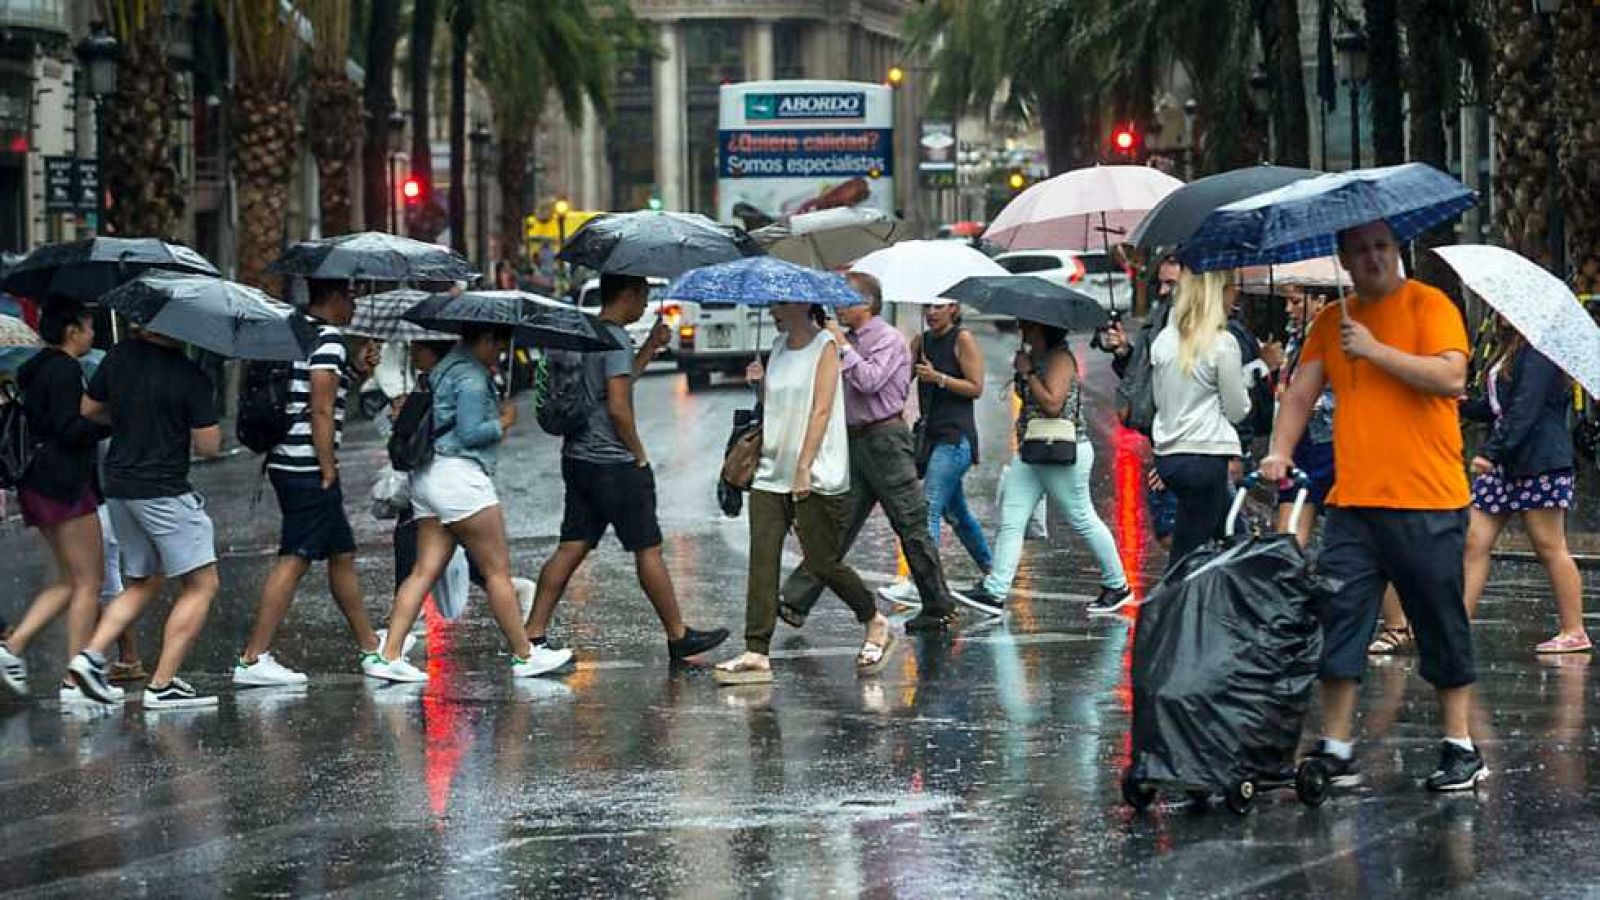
[0,327,1597,896]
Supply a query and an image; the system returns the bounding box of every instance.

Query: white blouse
[752,329,850,496]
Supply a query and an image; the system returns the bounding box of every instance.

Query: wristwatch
[940,374,949,389]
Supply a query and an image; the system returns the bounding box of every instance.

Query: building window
[683,21,744,215]
[607,49,655,212]
[774,21,804,80]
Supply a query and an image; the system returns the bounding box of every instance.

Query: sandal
[1367,625,1414,655]
[1535,632,1593,654]
[712,653,773,686]
[856,630,897,676]
[777,603,806,629]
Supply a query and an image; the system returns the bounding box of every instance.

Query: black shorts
[559,457,663,552]
[270,469,357,562]
[1317,506,1474,688]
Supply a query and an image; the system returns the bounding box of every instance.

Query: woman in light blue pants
[960,321,1130,616]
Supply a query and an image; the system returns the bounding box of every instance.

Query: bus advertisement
[717,80,894,228]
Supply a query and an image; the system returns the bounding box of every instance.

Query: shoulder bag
[1018,377,1081,466]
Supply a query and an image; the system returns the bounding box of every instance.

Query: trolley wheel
[1186,790,1212,811]
[1122,774,1156,811]
[1224,779,1257,816]
[1295,758,1331,807]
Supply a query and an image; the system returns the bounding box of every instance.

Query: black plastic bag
[1130,533,1328,790]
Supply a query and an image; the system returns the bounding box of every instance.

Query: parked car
[575,277,686,358]
[675,301,770,391]
[994,248,1133,313]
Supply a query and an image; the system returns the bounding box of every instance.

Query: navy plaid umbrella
[1129,165,1320,253]
[1176,163,1476,273]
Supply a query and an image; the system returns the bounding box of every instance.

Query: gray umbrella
[402,290,563,332]
[101,272,312,361]
[557,211,761,278]
[1,237,219,303]
[267,232,477,283]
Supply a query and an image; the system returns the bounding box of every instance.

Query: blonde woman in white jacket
[1150,270,1252,569]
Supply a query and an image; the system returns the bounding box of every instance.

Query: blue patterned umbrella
[664,256,863,307]
[1176,163,1476,273]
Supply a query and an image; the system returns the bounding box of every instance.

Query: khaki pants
[746,489,876,654]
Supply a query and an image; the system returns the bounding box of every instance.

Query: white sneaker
[875,579,922,607]
[59,683,125,703]
[514,577,536,623]
[511,645,573,678]
[370,628,420,662]
[0,644,26,695]
[232,652,310,687]
[361,653,428,683]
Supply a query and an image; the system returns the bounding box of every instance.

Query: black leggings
[1154,453,1233,570]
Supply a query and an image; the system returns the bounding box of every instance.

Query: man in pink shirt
[777,272,959,633]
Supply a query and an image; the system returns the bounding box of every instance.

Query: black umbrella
[1129,165,1320,253]
[557,211,762,278]
[943,276,1110,332]
[514,305,624,351]
[267,232,477,283]
[101,272,313,361]
[401,289,560,332]
[1,237,219,302]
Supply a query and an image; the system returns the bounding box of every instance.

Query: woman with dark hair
[364,324,545,681]
[0,301,114,699]
[961,321,1129,617]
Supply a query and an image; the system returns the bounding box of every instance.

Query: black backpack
[0,383,37,488]
[534,350,590,437]
[1116,303,1167,437]
[388,379,436,472]
[237,360,294,453]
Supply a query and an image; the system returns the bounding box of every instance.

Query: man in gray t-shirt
[526,274,728,665]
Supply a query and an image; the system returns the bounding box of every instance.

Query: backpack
[1116,302,1167,437]
[387,380,436,472]
[0,383,37,488]
[534,350,590,437]
[237,360,294,453]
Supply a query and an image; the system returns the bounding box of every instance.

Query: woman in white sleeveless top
[714,303,893,685]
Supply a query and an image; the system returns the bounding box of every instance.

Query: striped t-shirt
[266,320,348,473]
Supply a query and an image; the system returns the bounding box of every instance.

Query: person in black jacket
[1461,319,1588,654]
[0,301,114,697]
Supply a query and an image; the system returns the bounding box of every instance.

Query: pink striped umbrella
[985,165,1184,251]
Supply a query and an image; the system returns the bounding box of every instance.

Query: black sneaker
[669,626,730,661]
[905,607,958,633]
[1086,585,1135,616]
[952,583,1005,617]
[68,651,119,703]
[143,677,219,710]
[1311,741,1363,787]
[1425,741,1488,792]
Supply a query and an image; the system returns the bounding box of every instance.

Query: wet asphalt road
[2,323,1600,898]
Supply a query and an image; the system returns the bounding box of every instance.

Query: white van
[676,301,769,391]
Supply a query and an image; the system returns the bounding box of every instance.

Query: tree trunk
[231,81,296,288]
[1274,0,1311,167]
[308,72,363,237]
[1489,0,1550,263]
[495,125,529,268]
[1364,0,1405,165]
[407,0,444,240]
[447,0,472,257]
[1037,89,1085,175]
[1400,0,1456,283]
[103,24,186,239]
[362,0,401,231]
[1554,2,1600,296]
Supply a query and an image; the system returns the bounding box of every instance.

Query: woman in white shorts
[363,324,540,682]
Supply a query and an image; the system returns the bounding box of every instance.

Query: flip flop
[856,630,897,676]
[713,658,774,686]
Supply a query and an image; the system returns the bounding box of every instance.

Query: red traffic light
[1113,128,1137,152]
[402,176,422,202]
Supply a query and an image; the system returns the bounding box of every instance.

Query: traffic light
[1007,170,1027,192]
[886,64,905,88]
[401,175,423,205]
[647,195,663,212]
[1110,125,1140,159]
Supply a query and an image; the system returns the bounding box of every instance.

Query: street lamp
[469,120,492,275]
[1333,25,1368,169]
[1182,97,1198,180]
[75,21,119,232]
[387,108,406,233]
[553,197,571,285]
[1249,64,1273,162]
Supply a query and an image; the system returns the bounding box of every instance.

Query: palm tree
[361,0,402,232]
[101,0,186,238]
[1489,0,1552,264]
[303,0,362,237]
[407,0,444,240]
[1554,2,1600,296]
[219,0,299,288]
[1267,0,1310,167]
[446,0,474,257]
[1365,0,1405,166]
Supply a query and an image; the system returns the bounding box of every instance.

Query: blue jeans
[924,436,993,572]
[983,443,1127,597]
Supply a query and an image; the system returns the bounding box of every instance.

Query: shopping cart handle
[1239,468,1309,490]
[1227,468,1311,539]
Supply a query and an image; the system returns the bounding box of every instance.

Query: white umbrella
[1433,244,1600,397]
[984,165,1184,251]
[751,207,908,270]
[850,240,1008,305]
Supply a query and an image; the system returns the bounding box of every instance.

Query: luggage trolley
[1122,471,1332,816]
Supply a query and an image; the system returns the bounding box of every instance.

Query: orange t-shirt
[1300,279,1470,510]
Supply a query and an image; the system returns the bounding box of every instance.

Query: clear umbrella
[849,240,1008,305]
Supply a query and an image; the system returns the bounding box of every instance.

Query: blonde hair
[1172,270,1230,377]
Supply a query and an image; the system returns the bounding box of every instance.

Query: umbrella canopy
[1177,163,1477,273]
[267,232,477,283]
[850,240,1009,305]
[513,305,625,351]
[942,276,1110,332]
[348,289,455,342]
[402,290,562,333]
[751,207,908,270]
[1238,255,1352,291]
[665,256,863,307]
[101,272,311,361]
[985,165,1185,251]
[1433,244,1600,398]
[1129,165,1319,253]
[558,211,761,279]
[0,315,42,349]
[1,237,219,303]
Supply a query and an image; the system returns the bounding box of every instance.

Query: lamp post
[1249,63,1273,163]
[553,197,570,289]
[75,21,119,233]
[386,108,406,234]
[1182,98,1198,180]
[469,120,491,276]
[1533,0,1565,279]
[1334,26,1368,170]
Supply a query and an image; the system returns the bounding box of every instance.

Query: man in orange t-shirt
[1261,219,1484,793]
